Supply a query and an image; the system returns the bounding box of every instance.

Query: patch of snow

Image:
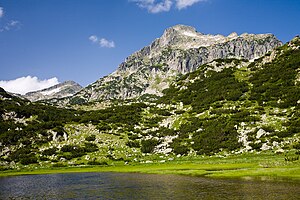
[181,30,199,37]
[40,87,61,96]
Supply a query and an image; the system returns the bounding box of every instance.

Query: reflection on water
[0,172,299,199]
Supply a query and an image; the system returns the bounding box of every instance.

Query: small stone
[275,149,284,154]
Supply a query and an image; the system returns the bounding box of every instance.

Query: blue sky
[0,0,300,94]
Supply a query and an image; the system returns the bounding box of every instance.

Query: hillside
[0,36,299,170]
[69,25,281,104]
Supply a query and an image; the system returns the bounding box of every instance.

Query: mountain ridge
[23,80,82,102]
[69,24,282,104]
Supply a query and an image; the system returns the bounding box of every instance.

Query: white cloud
[89,35,115,48]
[0,7,21,32]
[130,0,205,13]
[176,0,205,10]
[99,38,115,48]
[89,35,98,43]
[0,7,4,18]
[0,76,59,95]
[0,20,21,32]
[132,0,173,13]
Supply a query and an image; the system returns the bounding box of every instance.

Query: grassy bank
[1,152,299,180]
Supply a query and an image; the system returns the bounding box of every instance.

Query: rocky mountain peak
[69,25,282,103]
[227,32,238,38]
[156,24,231,50]
[24,80,82,102]
[161,24,199,39]
[158,24,201,48]
[159,25,280,51]
[167,24,198,32]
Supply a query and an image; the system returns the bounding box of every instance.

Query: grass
[1,152,300,181]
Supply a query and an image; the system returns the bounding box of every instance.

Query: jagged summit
[69,25,282,103]
[24,80,82,102]
[159,24,202,46]
[152,24,276,51]
[166,24,198,32]
[126,25,278,62]
[227,32,238,38]
[158,24,230,49]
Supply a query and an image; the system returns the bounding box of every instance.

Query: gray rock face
[71,24,282,103]
[24,81,82,102]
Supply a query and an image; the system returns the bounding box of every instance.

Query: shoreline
[1,153,300,181]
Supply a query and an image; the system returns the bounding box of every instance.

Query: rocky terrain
[69,25,282,104]
[23,81,82,102]
[0,35,299,170]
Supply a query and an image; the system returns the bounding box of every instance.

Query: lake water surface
[0,172,299,199]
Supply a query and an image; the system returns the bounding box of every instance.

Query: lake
[0,172,299,199]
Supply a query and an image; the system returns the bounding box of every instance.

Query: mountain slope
[70,25,282,103]
[1,37,299,170]
[23,81,82,102]
[159,36,300,154]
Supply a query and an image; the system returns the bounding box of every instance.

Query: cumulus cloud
[99,38,115,48]
[0,20,21,32]
[89,35,98,43]
[176,0,205,10]
[89,35,115,48]
[0,7,4,18]
[0,76,59,95]
[130,0,205,13]
[132,0,173,13]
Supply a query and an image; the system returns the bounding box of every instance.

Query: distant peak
[228,32,238,38]
[164,24,203,36]
[158,24,203,48]
[23,80,83,102]
[168,24,197,32]
[62,80,81,86]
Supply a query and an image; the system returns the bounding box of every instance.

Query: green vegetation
[249,44,300,108]
[1,39,300,180]
[161,67,248,112]
[1,152,300,181]
[141,138,160,153]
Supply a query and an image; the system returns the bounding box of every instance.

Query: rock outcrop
[24,81,82,102]
[71,24,282,103]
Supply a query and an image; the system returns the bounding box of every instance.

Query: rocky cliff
[70,25,282,103]
[24,81,82,102]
